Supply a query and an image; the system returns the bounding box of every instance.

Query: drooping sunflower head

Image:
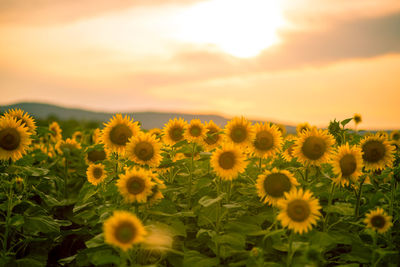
[184,119,205,143]
[149,128,162,139]
[103,211,147,251]
[201,120,223,151]
[364,207,392,234]
[162,118,188,146]
[126,132,162,167]
[331,143,363,187]
[55,138,82,155]
[353,113,362,125]
[49,121,62,142]
[296,122,314,135]
[4,108,37,134]
[251,123,283,158]
[389,130,400,146]
[224,117,255,148]
[86,146,108,164]
[72,131,84,143]
[360,134,394,171]
[101,114,140,154]
[86,163,107,185]
[147,176,166,205]
[282,136,297,162]
[0,116,32,161]
[256,168,299,206]
[277,188,322,234]
[293,128,335,166]
[92,128,102,144]
[210,143,247,180]
[275,123,287,137]
[117,168,155,203]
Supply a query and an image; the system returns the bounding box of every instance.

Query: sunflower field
[0,109,399,267]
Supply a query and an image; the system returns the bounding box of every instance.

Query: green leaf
[14,258,44,267]
[341,118,353,127]
[183,250,219,267]
[324,202,354,216]
[85,233,104,248]
[24,216,60,234]
[10,214,24,227]
[198,193,226,207]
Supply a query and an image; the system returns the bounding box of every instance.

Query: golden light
[174,0,286,58]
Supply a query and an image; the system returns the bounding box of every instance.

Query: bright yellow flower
[251,123,282,158]
[364,208,392,234]
[224,117,255,148]
[331,144,363,187]
[360,134,394,171]
[126,132,162,167]
[210,143,247,180]
[49,122,62,142]
[0,116,32,161]
[162,118,188,146]
[4,108,37,134]
[201,120,223,151]
[184,119,205,143]
[117,168,155,203]
[86,163,107,185]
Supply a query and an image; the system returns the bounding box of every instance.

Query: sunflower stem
[115,153,119,179]
[215,177,222,261]
[389,176,395,217]
[2,182,13,253]
[64,156,69,199]
[323,183,335,232]
[188,143,196,210]
[286,231,294,267]
[355,176,366,218]
[258,157,262,172]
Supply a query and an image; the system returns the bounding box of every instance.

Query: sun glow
[175,0,286,58]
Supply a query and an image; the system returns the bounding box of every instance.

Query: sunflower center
[169,127,184,142]
[87,150,106,163]
[218,151,236,170]
[263,173,291,198]
[362,140,385,163]
[189,126,202,137]
[287,199,311,222]
[92,167,103,179]
[302,136,326,160]
[230,126,247,143]
[339,154,357,176]
[127,176,145,195]
[0,128,21,151]
[254,131,274,151]
[370,215,386,229]
[134,141,154,161]
[205,128,219,145]
[115,222,137,244]
[110,124,132,146]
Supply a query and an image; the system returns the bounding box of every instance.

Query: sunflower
[92,128,101,144]
[296,122,314,135]
[277,188,322,234]
[126,132,162,167]
[4,108,37,134]
[256,168,299,206]
[72,131,84,143]
[251,123,282,158]
[353,113,362,125]
[117,168,155,203]
[0,116,32,161]
[282,136,297,162]
[389,130,400,145]
[86,146,109,164]
[364,208,392,233]
[331,144,363,187]
[101,114,140,155]
[376,131,389,139]
[149,128,162,139]
[360,134,394,171]
[55,138,82,154]
[162,118,187,146]
[224,117,254,148]
[210,143,247,180]
[86,163,107,185]
[201,120,223,151]
[275,123,287,136]
[147,176,166,204]
[293,128,335,166]
[103,211,147,251]
[184,119,205,143]
[49,122,62,142]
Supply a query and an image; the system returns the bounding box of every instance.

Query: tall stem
[188,143,196,210]
[286,231,294,267]
[2,183,13,253]
[323,183,335,232]
[355,176,365,218]
[64,156,69,198]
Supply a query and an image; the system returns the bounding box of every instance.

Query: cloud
[0,0,205,25]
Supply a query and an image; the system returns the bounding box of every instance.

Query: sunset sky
[1,0,400,129]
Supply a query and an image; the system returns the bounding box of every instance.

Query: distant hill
[0,102,296,133]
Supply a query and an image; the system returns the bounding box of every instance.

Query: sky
[1,0,400,129]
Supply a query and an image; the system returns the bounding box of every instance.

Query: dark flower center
[254,131,274,151]
[0,128,21,151]
[110,124,132,146]
[134,141,154,161]
[189,126,202,137]
[115,222,136,243]
[339,154,357,176]
[169,126,184,142]
[263,173,291,198]
[127,176,145,195]
[287,199,311,222]
[218,151,236,170]
[362,140,385,163]
[302,136,326,160]
[370,215,386,229]
[92,167,103,179]
[230,126,247,143]
[204,127,219,145]
[87,150,106,163]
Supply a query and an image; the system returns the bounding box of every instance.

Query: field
[0,110,399,266]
